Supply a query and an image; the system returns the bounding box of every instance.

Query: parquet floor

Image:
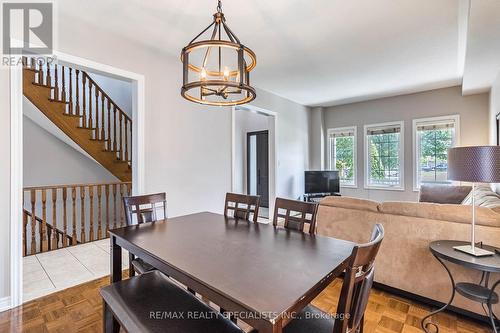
[0,272,491,333]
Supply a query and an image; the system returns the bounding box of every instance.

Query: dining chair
[224,192,261,223]
[100,271,245,333]
[123,192,167,276]
[281,223,385,333]
[272,197,319,234]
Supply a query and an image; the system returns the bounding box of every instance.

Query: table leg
[110,235,122,283]
[421,256,456,333]
[106,235,122,333]
[128,253,135,277]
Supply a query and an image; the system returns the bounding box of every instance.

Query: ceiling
[59,0,500,106]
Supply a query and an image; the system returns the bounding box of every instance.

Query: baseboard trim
[373,282,490,324]
[0,297,11,313]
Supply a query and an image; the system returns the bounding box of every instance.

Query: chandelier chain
[217,0,222,13]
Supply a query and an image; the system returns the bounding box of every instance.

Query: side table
[421,240,500,333]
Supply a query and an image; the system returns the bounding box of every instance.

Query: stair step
[77,126,96,130]
[49,98,69,104]
[63,113,83,118]
[89,138,106,142]
[32,82,55,89]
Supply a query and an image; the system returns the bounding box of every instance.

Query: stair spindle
[101,93,105,141]
[119,113,123,160]
[71,187,77,245]
[75,70,80,117]
[82,74,87,128]
[89,82,93,132]
[54,64,59,100]
[89,185,94,241]
[124,119,129,162]
[62,187,68,247]
[107,100,111,150]
[80,186,86,243]
[38,60,43,85]
[120,184,125,227]
[51,189,58,250]
[97,185,103,239]
[30,190,36,255]
[61,66,67,104]
[105,185,110,235]
[113,106,117,153]
[41,189,48,252]
[46,62,52,88]
[95,87,100,140]
[69,68,73,115]
[23,211,28,256]
[113,184,117,229]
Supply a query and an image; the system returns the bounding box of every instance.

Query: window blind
[330,128,355,138]
[366,125,401,136]
[416,120,455,131]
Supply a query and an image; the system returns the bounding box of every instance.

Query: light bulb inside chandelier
[181,0,256,106]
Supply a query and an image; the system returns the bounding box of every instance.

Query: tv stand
[303,192,341,203]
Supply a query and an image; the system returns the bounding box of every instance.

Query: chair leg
[103,302,120,333]
[128,253,135,277]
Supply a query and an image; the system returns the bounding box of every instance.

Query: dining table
[107,211,355,333]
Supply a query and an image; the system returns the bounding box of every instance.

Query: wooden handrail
[24,181,131,192]
[23,181,132,256]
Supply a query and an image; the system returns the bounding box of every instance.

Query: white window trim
[327,126,358,188]
[363,121,405,191]
[412,115,461,191]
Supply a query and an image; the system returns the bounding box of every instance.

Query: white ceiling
[58,0,500,106]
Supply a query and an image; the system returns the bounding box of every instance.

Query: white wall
[233,110,270,194]
[0,67,10,304]
[23,116,117,186]
[0,3,312,301]
[252,88,311,201]
[315,86,490,202]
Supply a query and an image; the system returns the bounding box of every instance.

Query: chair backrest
[224,193,261,223]
[123,193,167,225]
[272,197,319,234]
[333,224,384,333]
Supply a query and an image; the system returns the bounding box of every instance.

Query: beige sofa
[316,195,500,316]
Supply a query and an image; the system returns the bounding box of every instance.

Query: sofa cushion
[419,184,471,204]
[320,196,379,213]
[462,184,500,210]
[379,201,500,227]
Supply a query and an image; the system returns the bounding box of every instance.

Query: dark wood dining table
[108,212,354,333]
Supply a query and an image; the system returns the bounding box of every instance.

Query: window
[413,115,459,190]
[328,127,357,187]
[364,122,404,190]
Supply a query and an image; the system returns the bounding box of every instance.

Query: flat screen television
[305,171,340,194]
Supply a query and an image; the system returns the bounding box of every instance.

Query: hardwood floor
[0,273,490,333]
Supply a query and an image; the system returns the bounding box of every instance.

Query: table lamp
[447,146,500,256]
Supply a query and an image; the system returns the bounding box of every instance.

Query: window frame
[363,121,405,191]
[327,126,358,188]
[412,115,460,191]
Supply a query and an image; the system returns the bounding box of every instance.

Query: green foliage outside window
[333,136,354,184]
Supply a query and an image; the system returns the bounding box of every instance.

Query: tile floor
[22,239,129,302]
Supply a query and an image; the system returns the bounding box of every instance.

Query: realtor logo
[2,2,53,55]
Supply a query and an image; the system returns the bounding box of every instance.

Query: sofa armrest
[419,184,471,204]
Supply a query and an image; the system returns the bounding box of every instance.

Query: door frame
[231,105,277,218]
[9,51,146,309]
[246,130,269,207]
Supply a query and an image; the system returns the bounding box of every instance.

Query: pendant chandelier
[181,0,256,106]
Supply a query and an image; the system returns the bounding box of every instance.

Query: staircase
[22,57,132,182]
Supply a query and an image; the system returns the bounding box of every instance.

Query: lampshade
[447,146,500,183]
